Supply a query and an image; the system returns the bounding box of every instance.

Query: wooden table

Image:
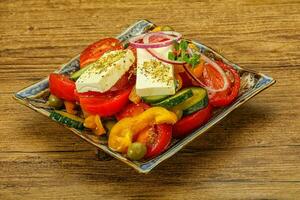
[1,0,299,199]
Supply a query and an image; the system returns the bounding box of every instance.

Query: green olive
[47,94,63,108]
[161,25,174,31]
[127,142,147,161]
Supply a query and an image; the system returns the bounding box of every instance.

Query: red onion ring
[146,48,186,65]
[128,31,181,49]
[142,32,186,64]
[184,49,229,92]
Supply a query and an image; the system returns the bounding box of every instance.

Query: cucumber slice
[143,80,180,104]
[50,110,84,130]
[153,88,193,108]
[173,87,208,116]
[142,95,169,104]
[70,65,91,80]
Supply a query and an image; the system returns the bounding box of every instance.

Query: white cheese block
[136,46,176,97]
[76,49,135,93]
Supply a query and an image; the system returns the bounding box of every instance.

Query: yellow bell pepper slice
[108,107,177,153]
[151,26,162,32]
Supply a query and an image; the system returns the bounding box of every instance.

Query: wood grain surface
[1,0,300,199]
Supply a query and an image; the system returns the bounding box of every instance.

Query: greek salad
[47,25,241,161]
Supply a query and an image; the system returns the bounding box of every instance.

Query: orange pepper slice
[193,62,204,78]
[175,73,183,91]
[84,115,97,129]
[94,115,106,136]
[64,101,77,115]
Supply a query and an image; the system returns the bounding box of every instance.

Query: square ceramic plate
[14,19,275,173]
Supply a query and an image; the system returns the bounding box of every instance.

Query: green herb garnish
[123,43,129,49]
[168,39,200,68]
[168,52,176,61]
[189,54,200,67]
[179,40,188,51]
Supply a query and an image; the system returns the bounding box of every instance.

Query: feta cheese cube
[136,46,176,97]
[76,49,135,93]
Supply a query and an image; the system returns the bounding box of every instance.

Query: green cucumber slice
[153,88,193,108]
[70,65,92,80]
[142,95,169,104]
[173,87,208,116]
[50,110,84,130]
[183,95,208,115]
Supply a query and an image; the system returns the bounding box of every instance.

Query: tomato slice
[116,102,150,121]
[78,86,132,116]
[80,38,123,68]
[136,124,172,158]
[202,63,225,90]
[49,73,77,102]
[207,62,241,107]
[109,73,130,92]
[179,71,194,88]
[173,104,212,138]
[109,71,136,92]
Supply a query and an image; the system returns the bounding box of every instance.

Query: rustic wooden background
[1,0,299,199]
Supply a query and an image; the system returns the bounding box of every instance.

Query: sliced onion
[184,49,229,93]
[142,32,185,64]
[129,31,181,49]
[143,31,182,44]
[146,48,186,65]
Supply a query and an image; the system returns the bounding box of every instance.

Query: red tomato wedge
[80,38,123,68]
[179,71,194,88]
[109,73,130,92]
[202,63,225,90]
[49,73,77,102]
[78,86,132,117]
[109,71,136,92]
[136,124,172,159]
[204,62,240,107]
[173,104,212,138]
[116,102,150,121]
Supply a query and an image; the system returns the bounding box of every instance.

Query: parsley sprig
[168,40,200,68]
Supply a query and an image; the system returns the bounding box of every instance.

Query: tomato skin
[179,72,194,88]
[109,73,130,92]
[78,86,132,117]
[209,62,241,107]
[127,44,137,57]
[116,102,150,121]
[49,73,77,102]
[80,38,123,68]
[136,124,172,159]
[173,104,212,138]
[202,63,225,90]
[109,71,136,92]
